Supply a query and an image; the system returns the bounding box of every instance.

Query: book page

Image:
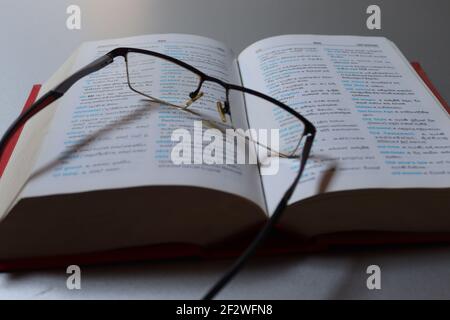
[0,51,79,220]
[21,34,266,211]
[238,35,450,214]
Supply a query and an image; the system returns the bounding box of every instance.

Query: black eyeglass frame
[0,47,316,299]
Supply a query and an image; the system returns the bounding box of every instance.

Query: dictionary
[0,34,449,270]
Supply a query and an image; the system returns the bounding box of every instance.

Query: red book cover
[0,63,449,271]
[0,84,41,178]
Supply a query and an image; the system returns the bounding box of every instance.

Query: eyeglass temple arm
[52,54,114,95]
[0,54,115,170]
[203,132,315,300]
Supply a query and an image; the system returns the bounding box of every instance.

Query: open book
[0,34,449,263]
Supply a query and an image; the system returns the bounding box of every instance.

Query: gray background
[0,0,449,299]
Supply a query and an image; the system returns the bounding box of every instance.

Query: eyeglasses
[0,47,316,299]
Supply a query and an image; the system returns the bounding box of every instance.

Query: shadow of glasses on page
[309,154,338,195]
[3,99,162,216]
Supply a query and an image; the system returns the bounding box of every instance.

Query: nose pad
[223,100,230,114]
[184,91,204,108]
[216,101,227,123]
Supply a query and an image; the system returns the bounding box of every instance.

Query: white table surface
[0,0,449,299]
